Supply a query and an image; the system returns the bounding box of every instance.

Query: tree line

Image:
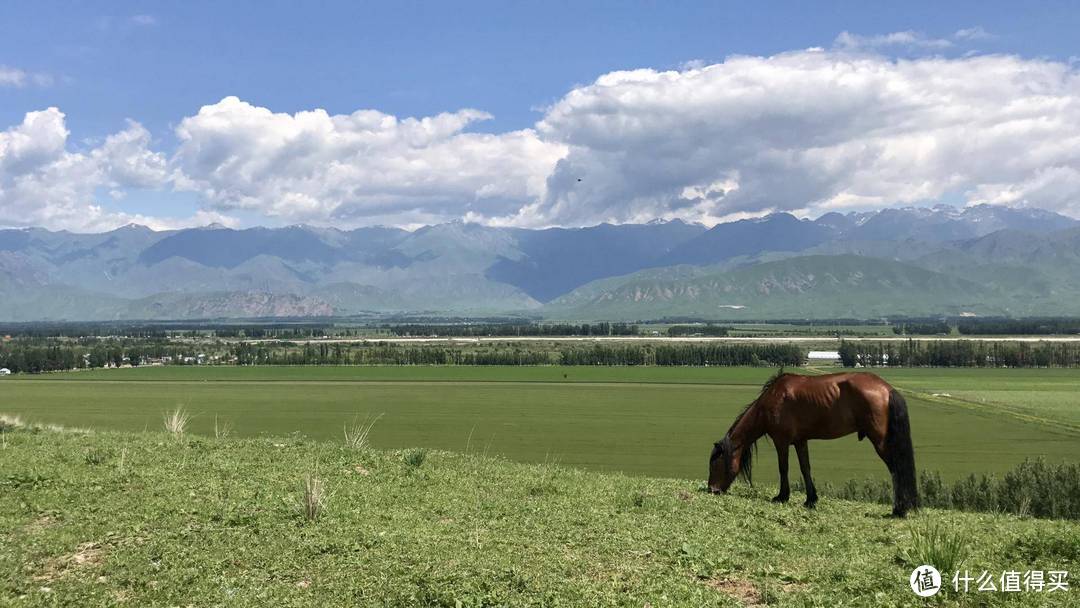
[384,323,639,337]
[0,339,209,373]
[666,325,731,337]
[838,339,1080,367]
[956,318,1080,335]
[231,341,803,367]
[891,321,952,335]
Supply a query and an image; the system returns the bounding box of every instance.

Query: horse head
[708,435,752,493]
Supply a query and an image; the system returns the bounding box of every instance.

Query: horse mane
[716,367,788,486]
[756,366,787,399]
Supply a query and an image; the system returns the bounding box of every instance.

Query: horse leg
[772,442,790,503]
[794,441,818,508]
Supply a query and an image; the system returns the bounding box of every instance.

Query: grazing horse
[708,370,918,517]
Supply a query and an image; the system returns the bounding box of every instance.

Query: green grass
[11,365,776,384]
[2,428,1077,606]
[871,368,1080,431]
[2,366,1078,485]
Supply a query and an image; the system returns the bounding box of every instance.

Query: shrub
[837,477,891,504]
[998,458,1080,519]
[918,470,949,509]
[835,459,1080,520]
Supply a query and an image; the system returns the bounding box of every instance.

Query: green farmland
[3,366,1078,484]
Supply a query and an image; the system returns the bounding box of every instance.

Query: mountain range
[1,204,1078,321]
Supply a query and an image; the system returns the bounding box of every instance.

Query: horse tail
[885,389,918,516]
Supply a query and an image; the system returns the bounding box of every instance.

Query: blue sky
[3,1,1080,231]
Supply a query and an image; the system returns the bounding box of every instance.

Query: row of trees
[666,325,731,337]
[233,342,548,366]
[230,341,805,367]
[653,343,803,366]
[891,321,952,335]
[838,339,1080,367]
[384,323,639,337]
[210,326,329,338]
[956,318,1080,335]
[887,317,1080,336]
[0,339,212,373]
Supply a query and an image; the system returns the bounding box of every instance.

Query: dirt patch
[23,514,60,533]
[33,542,105,583]
[706,577,807,605]
[676,489,694,502]
[705,578,763,606]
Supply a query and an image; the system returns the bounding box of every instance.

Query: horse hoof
[771,495,789,503]
[804,500,818,509]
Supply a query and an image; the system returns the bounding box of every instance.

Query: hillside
[2,426,1076,606]
[545,255,1003,320]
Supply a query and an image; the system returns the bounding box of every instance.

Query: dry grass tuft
[0,413,26,432]
[163,407,190,438]
[1,413,90,435]
[297,474,327,522]
[343,413,383,450]
[214,415,232,440]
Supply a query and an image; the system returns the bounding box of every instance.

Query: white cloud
[0,108,168,231]
[0,65,53,88]
[527,50,1080,225]
[954,26,992,41]
[171,96,566,226]
[8,40,1080,231]
[835,30,953,51]
[0,66,26,87]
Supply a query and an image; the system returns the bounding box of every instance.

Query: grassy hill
[2,426,1077,606]
[545,255,1005,320]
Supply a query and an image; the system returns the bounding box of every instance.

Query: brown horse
[708,370,918,516]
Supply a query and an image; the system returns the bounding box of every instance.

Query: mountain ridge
[1,204,1078,320]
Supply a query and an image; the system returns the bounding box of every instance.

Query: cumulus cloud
[171,96,566,226]
[8,38,1080,231]
[527,50,1080,225]
[0,108,168,230]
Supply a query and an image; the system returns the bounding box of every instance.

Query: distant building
[0,368,11,376]
[807,350,841,363]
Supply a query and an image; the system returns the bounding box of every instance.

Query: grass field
[871,368,1080,431]
[3,366,1078,485]
[2,427,1078,607]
